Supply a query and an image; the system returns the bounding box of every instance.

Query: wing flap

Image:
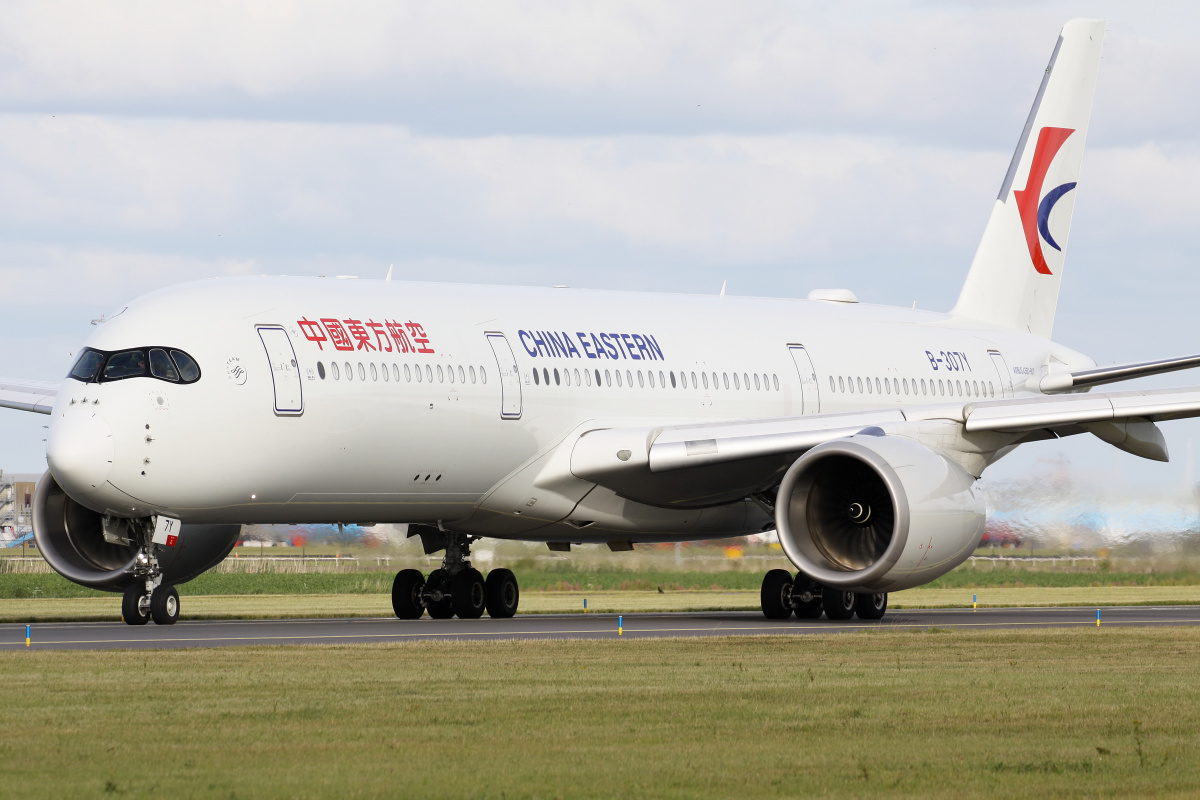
[964,386,1200,432]
[0,378,58,415]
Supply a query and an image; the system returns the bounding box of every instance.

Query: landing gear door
[486,333,522,420]
[257,326,304,416]
[787,345,820,414]
[989,351,1014,399]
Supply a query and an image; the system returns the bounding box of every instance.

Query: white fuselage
[45,276,1091,542]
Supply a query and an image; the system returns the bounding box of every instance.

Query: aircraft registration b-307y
[3,18,1198,625]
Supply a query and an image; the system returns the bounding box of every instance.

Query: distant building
[1,471,39,548]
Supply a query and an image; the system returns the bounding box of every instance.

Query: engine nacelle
[775,434,984,592]
[32,471,241,591]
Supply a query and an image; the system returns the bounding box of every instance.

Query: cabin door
[257,326,304,415]
[788,345,821,414]
[486,333,523,419]
[988,351,1014,399]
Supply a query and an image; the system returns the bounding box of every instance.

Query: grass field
[5,585,1200,623]
[2,628,1199,798]
[4,565,1200,600]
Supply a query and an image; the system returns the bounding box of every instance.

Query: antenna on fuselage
[719,280,726,297]
[385,264,393,282]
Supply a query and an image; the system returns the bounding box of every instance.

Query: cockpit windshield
[66,347,202,385]
[68,350,106,382]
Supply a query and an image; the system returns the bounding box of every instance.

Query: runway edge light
[618,615,622,636]
[26,624,30,647]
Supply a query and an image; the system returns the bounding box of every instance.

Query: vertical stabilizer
[952,19,1105,338]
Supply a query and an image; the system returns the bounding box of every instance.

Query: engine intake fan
[775,434,984,593]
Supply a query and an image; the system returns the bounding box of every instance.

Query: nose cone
[47,410,115,501]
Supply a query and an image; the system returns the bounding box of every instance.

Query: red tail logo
[1013,126,1076,275]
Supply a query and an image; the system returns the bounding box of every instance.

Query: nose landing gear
[119,517,181,626]
[389,532,521,620]
[758,571,888,622]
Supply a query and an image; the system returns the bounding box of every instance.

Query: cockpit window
[103,350,147,380]
[67,346,202,384]
[68,350,105,382]
[170,350,200,382]
[149,348,179,381]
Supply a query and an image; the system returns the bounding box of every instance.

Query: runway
[5,605,1200,650]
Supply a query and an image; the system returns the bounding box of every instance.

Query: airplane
[4,18,1199,626]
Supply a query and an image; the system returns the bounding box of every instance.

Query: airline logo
[1012,126,1077,275]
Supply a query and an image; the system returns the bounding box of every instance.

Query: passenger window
[404,364,412,382]
[480,367,487,384]
[331,362,340,380]
[605,370,611,387]
[585,369,593,387]
[829,376,834,392]
[670,371,677,388]
[865,377,872,394]
[381,363,389,382]
[149,348,179,381]
[534,369,540,385]
[638,370,645,388]
[554,368,561,386]
[370,363,378,381]
[458,366,465,383]
[874,377,880,394]
[447,365,454,384]
[616,370,623,387]
[469,366,476,384]
[702,372,709,390]
[855,377,862,393]
[393,364,400,382]
[594,369,601,386]
[564,369,571,387]
[359,363,367,381]
[317,362,326,380]
[541,367,548,386]
[838,377,845,392]
[648,371,655,388]
[345,361,354,381]
[736,373,743,390]
[626,370,633,387]
[575,369,581,385]
[754,374,762,391]
[691,371,698,387]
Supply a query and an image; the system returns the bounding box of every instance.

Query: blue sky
[2,1,1199,499]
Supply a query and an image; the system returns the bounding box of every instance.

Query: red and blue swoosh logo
[1013,126,1077,275]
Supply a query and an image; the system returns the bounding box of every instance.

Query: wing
[0,378,58,414]
[569,385,1200,507]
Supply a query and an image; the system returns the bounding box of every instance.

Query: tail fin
[952,19,1105,338]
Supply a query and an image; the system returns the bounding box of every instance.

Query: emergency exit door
[486,333,523,419]
[988,350,1014,399]
[258,326,304,415]
[788,345,821,414]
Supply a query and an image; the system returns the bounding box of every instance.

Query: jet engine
[31,471,240,591]
[775,434,984,593]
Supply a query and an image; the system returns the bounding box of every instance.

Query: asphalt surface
[5,606,1200,650]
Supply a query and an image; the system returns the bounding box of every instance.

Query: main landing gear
[390,532,520,620]
[760,569,887,622]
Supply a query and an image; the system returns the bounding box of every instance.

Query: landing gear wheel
[854,592,888,620]
[822,588,856,621]
[791,574,823,619]
[485,568,520,618]
[150,585,180,625]
[425,569,454,619]
[391,569,426,619]
[121,585,150,626]
[452,568,486,619]
[760,569,794,620]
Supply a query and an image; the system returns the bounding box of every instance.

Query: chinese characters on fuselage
[297,317,435,354]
